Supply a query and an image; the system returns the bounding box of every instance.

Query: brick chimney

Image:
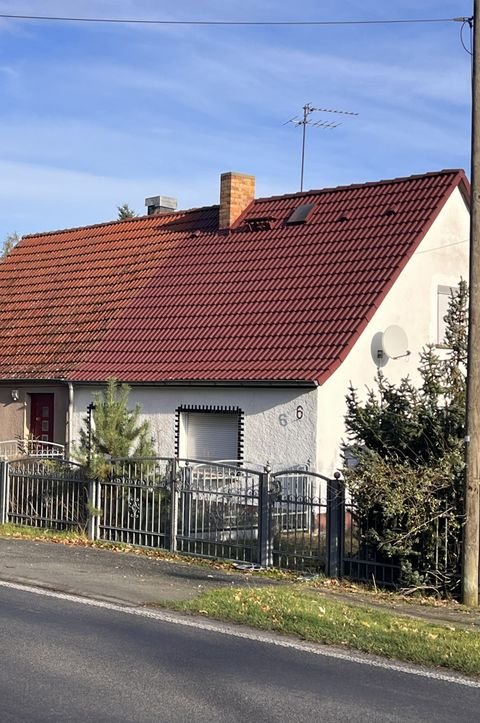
[219,172,255,230]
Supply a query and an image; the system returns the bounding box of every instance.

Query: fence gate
[2,458,89,531]
[270,469,344,574]
[176,460,263,563]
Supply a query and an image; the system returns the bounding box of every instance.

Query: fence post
[87,478,98,541]
[170,459,179,553]
[0,460,8,524]
[258,463,273,568]
[326,472,345,579]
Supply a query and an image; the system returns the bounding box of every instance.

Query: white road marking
[0,578,478,689]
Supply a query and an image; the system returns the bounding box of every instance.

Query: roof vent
[243,216,273,232]
[145,195,178,215]
[286,203,315,225]
[384,206,398,217]
[337,211,350,222]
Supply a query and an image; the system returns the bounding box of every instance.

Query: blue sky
[0,0,473,239]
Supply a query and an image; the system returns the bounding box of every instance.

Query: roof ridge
[253,169,466,205]
[23,204,220,239]
[22,170,467,239]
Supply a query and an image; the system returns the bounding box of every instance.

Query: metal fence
[93,458,172,548]
[0,457,345,575]
[342,498,463,592]
[1,458,89,531]
[175,460,262,563]
[342,497,401,587]
[0,439,65,461]
[4,456,460,590]
[271,469,330,571]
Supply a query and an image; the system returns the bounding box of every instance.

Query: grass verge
[173,585,480,676]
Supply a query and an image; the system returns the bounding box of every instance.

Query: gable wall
[316,186,469,476]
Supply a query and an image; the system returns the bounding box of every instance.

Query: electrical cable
[414,239,468,256]
[460,19,473,56]
[0,13,460,27]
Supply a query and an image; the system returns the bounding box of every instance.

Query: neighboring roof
[0,169,469,385]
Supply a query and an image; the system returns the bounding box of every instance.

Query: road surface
[0,583,478,722]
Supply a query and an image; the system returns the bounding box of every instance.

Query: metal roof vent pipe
[145,195,178,216]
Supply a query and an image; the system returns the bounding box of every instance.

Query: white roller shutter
[437,285,457,344]
[184,412,239,461]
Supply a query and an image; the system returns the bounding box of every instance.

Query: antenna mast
[285,103,358,192]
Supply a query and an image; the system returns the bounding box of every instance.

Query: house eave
[0,377,67,385]
[71,378,319,389]
[0,376,318,389]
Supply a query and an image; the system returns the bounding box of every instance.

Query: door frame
[29,393,55,442]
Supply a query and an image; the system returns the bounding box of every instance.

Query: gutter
[70,379,320,389]
[0,377,319,389]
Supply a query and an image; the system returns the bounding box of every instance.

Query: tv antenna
[284,103,359,191]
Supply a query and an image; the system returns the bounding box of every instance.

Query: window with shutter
[181,411,240,461]
[437,285,457,344]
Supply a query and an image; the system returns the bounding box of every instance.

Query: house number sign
[278,405,304,426]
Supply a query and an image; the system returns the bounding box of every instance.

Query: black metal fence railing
[342,498,462,593]
[0,457,343,574]
[270,470,340,573]
[93,458,172,548]
[176,461,260,563]
[2,458,89,531]
[0,456,462,592]
[342,496,402,587]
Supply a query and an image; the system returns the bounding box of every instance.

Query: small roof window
[286,203,315,225]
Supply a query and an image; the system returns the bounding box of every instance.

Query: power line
[0,13,462,27]
[414,239,468,256]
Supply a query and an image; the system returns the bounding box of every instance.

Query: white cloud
[0,0,471,240]
[0,158,217,237]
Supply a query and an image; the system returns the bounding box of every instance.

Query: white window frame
[176,406,243,463]
[437,285,458,345]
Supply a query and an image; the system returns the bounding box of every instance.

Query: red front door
[30,394,54,442]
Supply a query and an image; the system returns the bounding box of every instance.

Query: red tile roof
[0,169,469,385]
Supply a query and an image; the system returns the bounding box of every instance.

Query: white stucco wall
[316,186,469,476]
[72,384,318,470]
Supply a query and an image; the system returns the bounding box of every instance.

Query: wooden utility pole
[463,0,480,607]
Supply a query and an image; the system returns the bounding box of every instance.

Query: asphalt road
[0,585,478,723]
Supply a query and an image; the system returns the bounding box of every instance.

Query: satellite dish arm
[390,349,411,360]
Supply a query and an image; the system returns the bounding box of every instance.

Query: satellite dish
[382,325,410,359]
